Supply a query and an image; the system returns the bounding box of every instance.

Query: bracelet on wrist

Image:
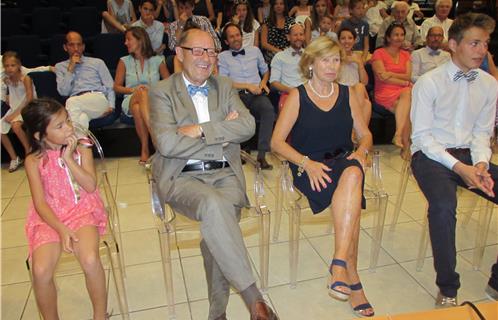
[297,155,309,177]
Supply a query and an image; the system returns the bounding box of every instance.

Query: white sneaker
[8,157,22,173]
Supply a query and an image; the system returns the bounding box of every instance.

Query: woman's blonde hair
[299,36,343,80]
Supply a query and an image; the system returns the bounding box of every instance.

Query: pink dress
[25,149,108,257]
[371,48,411,110]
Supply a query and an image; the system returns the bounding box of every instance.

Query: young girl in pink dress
[22,98,109,320]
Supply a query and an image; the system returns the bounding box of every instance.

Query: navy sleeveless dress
[289,84,366,214]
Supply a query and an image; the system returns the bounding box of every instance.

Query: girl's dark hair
[21,98,65,156]
[268,0,289,26]
[338,25,357,39]
[233,2,256,33]
[126,26,155,59]
[384,22,405,46]
[311,0,330,31]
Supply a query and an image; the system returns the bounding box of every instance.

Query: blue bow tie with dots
[187,84,209,96]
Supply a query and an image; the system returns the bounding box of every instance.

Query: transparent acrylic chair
[145,150,271,320]
[272,150,389,288]
[25,124,130,319]
[391,150,496,271]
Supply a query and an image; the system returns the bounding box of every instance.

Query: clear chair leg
[157,225,176,319]
[416,218,430,271]
[289,204,301,289]
[369,193,389,272]
[106,242,130,320]
[473,200,494,270]
[391,160,410,231]
[259,210,271,292]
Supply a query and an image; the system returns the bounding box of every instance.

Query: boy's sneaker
[8,157,22,173]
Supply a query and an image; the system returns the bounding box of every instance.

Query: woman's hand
[58,226,79,253]
[347,150,367,169]
[304,160,332,192]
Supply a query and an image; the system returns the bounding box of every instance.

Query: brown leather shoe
[250,300,279,320]
[257,158,273,170]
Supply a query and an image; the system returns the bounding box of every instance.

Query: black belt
[446,148,470,157]
[182,161,230,172]
[73,90,101,96]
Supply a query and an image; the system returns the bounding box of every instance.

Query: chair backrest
[49,33,68,66]
[68,6,100,38]
[32,7,64,39]
[92,33,128,75]
[7,35,44,68]
[1,8,25,38]
[28,71,66,105]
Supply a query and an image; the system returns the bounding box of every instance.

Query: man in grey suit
[149,28,278,320]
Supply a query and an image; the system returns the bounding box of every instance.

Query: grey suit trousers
[166,167,256,319]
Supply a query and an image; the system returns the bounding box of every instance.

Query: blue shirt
[270,47,304,89]
[55,56,115,109]
[218,46,268,85]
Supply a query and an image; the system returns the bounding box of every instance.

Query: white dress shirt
[411,60,498,170]
[420,15,453,42]
[182,74,226,163]
[411,46,451,82]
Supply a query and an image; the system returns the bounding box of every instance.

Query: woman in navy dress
[271,36,375,317]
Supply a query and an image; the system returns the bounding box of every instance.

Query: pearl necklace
[308,80,334,99]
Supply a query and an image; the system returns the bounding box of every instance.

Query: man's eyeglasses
[181,46,218,57]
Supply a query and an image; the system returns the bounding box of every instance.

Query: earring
[308,66,313,78]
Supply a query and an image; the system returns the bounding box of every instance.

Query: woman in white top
[231,1,260,47]
[102,0,137,33]
[337,27,371,125]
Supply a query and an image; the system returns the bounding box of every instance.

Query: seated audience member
[55,31,115,129]
[365,0,388,41]
[410,13,497,308]
[311,0,333,31]
[340,0,370,62]
[337,27,372,124]
[113,27,169,165]
[261,0,295,64]
[271,36,374,318]
[218,23,275,169]
[289,0,312,25]
[411,26,450,83]
[231,1,260,48]
[132,0,167,54]
[311,14,338,42]
[149,28,278,320]
[192,0,216,22]
[270,23,306,111]
[376,1,422,50]
[333,0,351,25]
[153,0,179,23]
[371,23,412,150]
[258,0,271,24]
[102,0,137,33]
[1,52,36,172]
[214,0,236,33]
[420,0,453,42]
[168,0,221,52]
[393,0,423,23]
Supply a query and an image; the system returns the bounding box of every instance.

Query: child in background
[257,0,271,24]
[333,0,350,27]
[311,14,338,41]
[289,0,312,25]
[102,0,137,33]
[340,0,370,62]
[1,51,36,172]
[22,98,108,319]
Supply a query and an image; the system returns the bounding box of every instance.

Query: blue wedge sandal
[327,259,350,301]
[350,282,375,318]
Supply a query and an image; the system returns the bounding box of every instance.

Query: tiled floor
[2,145,497,320]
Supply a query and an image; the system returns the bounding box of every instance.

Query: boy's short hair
[448,13,495,43]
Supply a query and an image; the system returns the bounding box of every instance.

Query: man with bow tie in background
[411,26,451,83]
[269,23,306,112]
[218,23,275,170]
[410,13,498,309]
[149,27,278,320]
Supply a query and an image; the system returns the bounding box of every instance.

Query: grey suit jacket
[149,72,256,207]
